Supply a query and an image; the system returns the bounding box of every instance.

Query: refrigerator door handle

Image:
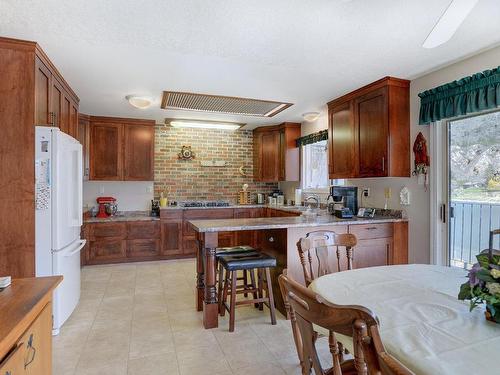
[55,239,86,257]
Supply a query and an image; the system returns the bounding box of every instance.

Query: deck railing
[450,200,500,268]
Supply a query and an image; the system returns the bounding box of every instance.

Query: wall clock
[178,145,195,160]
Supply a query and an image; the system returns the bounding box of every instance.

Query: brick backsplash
[154,124,278,202]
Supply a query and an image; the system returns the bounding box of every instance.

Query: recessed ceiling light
[166,119,244,131]
[126,95,153,109]
[302,112,320,122]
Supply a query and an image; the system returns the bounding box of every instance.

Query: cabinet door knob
[268,236,274,242]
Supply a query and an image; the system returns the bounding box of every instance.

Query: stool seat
[219,253,276,271]
[216,245,256,258]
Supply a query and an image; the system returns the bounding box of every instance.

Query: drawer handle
[24,334,36,369]
[268,237,274,243]
[365,227,378,230]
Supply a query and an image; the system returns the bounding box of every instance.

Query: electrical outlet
[147,185,153,193]
[362,188,370,197]
[99,185,105,194]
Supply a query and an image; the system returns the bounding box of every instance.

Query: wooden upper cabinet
[34,57,51,126]
[356,87,388,177]
[328,101,356,178]
[123,124,155,181]
[260,130,280,181]
[253,122,300,182]
[34,53,79,135]
[89,122,123,180]
[88,116,155,181]
[327,77,410,179]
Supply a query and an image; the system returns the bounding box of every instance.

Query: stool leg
[258,268,264,311]
[243,270,248,297]
[249,269,259,308]
[221,269,230,317]
[229,271,237,332]
[264,267,277,325]
[217,264,224,315]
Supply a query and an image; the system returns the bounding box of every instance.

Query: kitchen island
[190,214,408,329]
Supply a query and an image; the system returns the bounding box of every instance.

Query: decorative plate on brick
[178,145,195,160]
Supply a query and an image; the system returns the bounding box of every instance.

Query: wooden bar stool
[218,252,277,332]
[216,246,258,309]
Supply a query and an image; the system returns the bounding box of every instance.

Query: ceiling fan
[423,0,479,48]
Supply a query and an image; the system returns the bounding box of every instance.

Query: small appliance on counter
[330,186,358,219]
[257,193,266,204]
[151,200,160,217]
[96,196,117,218]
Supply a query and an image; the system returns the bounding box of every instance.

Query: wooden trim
[327,76,410,108]
[253,122,301,133]
[89,115,155,125]
[0,36,37,51]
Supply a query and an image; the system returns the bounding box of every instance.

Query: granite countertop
[160,204,269,210]
[189,215,407,233]
[84,211,160,223]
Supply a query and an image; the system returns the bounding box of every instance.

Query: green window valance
[296,129,328,147]
[418,66,500,125]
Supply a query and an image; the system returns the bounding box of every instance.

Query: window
[301,140,329,190]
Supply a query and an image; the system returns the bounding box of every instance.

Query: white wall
[83,181,154,211]
[280,44,500,264]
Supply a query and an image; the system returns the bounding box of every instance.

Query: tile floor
[53,259,335,375]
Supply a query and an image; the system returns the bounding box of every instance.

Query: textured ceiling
[1,0,500,129]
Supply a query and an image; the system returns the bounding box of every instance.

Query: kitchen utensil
[257,193,265,204]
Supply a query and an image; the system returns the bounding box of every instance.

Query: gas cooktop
[179,201,231,208]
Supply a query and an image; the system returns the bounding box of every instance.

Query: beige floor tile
[232,362,287,375]
[176,345,231,375]
[74,360,127,375]
[128,353,179,375]
[129,330,175,359]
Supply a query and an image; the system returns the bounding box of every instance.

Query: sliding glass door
[447,111,500,268]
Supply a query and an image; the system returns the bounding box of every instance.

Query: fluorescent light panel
[167,119,244,130]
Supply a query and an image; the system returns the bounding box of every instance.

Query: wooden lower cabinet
[127,239,160,258]
[352,238,392,269]
[161,221,183,256]
[88,238,127,264]
[0,303,53,375]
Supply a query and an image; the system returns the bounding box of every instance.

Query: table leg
[203,232,219,329]
[196,232,204,312]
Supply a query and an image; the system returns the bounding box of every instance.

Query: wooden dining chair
[278,271,413,375]
[297,231,357,287]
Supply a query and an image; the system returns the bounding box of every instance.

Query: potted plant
[458,231,500,323]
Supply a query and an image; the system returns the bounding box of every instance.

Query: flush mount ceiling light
[161,91,293,117]
[423,0,479,49]
[166,118,244,131]
[126,95,153,109]
[302,112,320,122]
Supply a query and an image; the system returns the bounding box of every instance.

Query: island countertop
[189,215,407,232]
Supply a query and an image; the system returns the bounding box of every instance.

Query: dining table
[309,264,500,375]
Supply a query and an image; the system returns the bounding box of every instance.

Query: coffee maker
[329,186,358,218]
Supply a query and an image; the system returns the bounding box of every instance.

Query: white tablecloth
[309,264,500,375]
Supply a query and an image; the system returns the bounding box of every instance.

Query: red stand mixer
[96,197,117,218]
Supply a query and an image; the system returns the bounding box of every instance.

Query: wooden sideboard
[0,277,61,375]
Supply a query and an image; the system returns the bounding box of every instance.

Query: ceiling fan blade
[423,0,479,49]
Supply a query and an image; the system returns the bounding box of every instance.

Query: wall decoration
[178,145,195,160]
[412,132,430,189]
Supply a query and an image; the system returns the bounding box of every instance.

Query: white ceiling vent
[161,91,293,117]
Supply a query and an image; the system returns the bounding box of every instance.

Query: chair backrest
[278,271,413,375]
[297,231,357,286]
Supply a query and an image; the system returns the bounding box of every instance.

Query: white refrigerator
[35,126,86,335]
